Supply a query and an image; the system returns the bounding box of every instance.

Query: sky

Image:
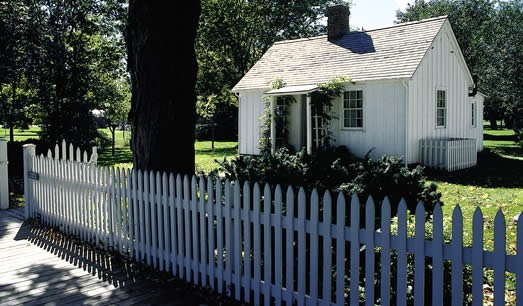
[349,0,415,30]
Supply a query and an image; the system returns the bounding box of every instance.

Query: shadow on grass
[97,147,133,167]
[483,133,515,141]
[195,146,237,156]
[424,149,523,188]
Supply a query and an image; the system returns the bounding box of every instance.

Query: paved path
[0,208,214,305]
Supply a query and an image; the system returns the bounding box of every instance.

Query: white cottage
[232,5,484,170]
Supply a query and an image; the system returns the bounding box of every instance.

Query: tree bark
[127,1,200,174]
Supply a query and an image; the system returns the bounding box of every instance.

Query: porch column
[0,139,8,210]
[306,93,312,155]
[270,96,276,154]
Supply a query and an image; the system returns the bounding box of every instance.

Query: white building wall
[287,95,305,152]
[406,22,480,163]
[238,91,266,155]
[331,81,407,160]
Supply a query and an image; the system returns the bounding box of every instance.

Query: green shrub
[215,147,441,217]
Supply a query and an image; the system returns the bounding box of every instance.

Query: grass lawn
[0,125,41,141]
[424,124,523,253]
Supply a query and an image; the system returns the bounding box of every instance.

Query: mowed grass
[0,125,41,141]
[425,123,523,253]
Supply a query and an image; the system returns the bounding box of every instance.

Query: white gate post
[0,140,8,210]
[23,144,36,219]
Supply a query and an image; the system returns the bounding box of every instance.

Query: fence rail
[419,138,477,171]
[23,146,522,306]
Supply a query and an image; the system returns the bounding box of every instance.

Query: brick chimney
[327,5,350,41]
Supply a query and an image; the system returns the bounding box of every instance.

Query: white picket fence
[22,146,522,306]
[419,138,477,171]
[0,139,8,209]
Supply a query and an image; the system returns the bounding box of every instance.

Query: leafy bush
[215,147,441,217]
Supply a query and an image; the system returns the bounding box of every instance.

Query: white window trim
[435,87,447,129]
[471,100,477,128]
[341,88,365,130]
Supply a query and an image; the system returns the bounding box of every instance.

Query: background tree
[127,2,201,174]
[0,1,34,142]
[195,0,351,141]
[396,0,523,132]
[97,76,131,156]
[20,0,127,148]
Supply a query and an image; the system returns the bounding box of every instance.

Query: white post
[23,144,36,219]
[0,140,8,210]
[306,94,312,155]
[270,97,276,154]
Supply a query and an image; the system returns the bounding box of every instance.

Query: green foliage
[259,78,297,154]
[196,0,353,140]
[216,147,441,216]
[0,0,128,149]
[310,76,351,149]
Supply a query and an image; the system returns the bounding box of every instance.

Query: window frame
[435,88,447,128]
[341,89,364,130]
[471,100,476,128]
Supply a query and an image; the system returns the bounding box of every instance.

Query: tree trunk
[109,126,116,156]
[9,125,13,143]
[488,117,498,130]
[127,1,200,175]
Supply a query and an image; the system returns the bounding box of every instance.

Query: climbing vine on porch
[259,76,351,154]
[310,76,352,149]
[259,78,296,155]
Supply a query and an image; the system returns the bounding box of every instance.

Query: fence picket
[150,171,158,269]
[126,169,133,258]
[381,198,392,306]
[273,185,283,305]
[451,206,463,306]
[216,178,224,293]
[285,187,295,306]
[365,196,375,306]
[144,170,151,265]
[432,204,444,305]
[494,210,506,306]
[518,214,523,303]
[199,176,207,283]
[335,193,346,306]
[169,173,177,276]
[263,183,272,306]
[350,194,360,306]
[131,170,139,260]
[243,182,252,303]
[322,191,332,306]
[225,180,233,292]
[138,170,145,262]
[472,207,484,306]
[397,199,408,306]
[161,172,171,272]
[310,189,319,304]
[253,182,261,306]
[206,177,215,289]
[192,176,199,284]
[233,181,241,300]
[297,188,306,306]
[184,175,192,282]
[176,174,184,278]
[157,172,165,271]
[414,202,425,306]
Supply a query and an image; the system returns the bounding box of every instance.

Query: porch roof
[264,84,318,96]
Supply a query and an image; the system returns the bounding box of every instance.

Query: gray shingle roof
[232,16,447,92]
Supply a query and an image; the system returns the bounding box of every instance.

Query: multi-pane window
[343,90,363,128]
[471,101,476,127]
[436,89,446,128]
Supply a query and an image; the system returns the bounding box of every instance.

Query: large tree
[127,2,201,174]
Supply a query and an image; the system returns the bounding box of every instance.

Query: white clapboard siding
[23,146,522,306]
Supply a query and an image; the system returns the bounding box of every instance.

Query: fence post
[23,144,36,219]
[0,139,8,210]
